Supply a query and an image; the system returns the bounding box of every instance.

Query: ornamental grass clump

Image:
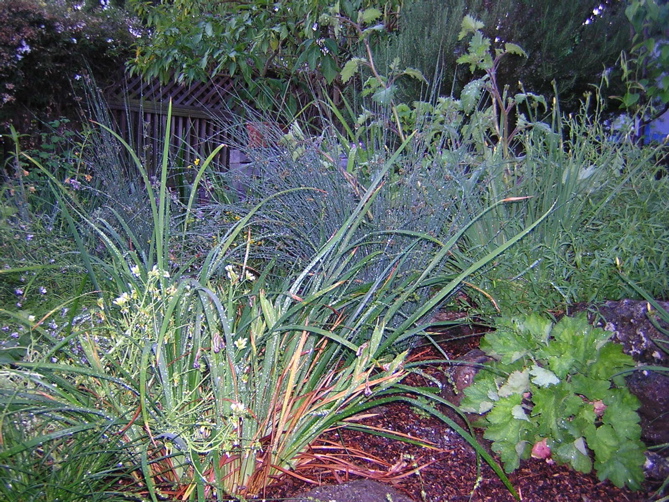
[0,105,556,500]
[460,314,646,490]
[203,103,507,329]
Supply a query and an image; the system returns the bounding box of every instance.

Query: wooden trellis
[105,73,235,175]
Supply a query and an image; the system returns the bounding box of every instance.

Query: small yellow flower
[194,158,201,166]
[234,337,248,350]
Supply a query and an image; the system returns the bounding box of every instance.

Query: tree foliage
[376,0,632,109]
[128,0,634,114]
[128,0,403,112]
[619,0,669,124]
[0,0,137,128]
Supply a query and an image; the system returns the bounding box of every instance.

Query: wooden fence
[105,74,235,176]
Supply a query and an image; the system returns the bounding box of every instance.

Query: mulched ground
[259,333,664,502]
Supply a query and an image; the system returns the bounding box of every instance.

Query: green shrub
[460,313,646,490]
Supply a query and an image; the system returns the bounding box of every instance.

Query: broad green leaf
[590,342,635,380]
[295,38,314,67]
[498,370,530,397]
[511,404,530,422]
[321,56,339,85]
[491,440,524,473]
[590,424,618,462]
[550,314,592,344]
[621,92,641,108]
[484,395,535,472]
[340,58,362,83]
[532,384,583,440]
[570,374,610,400]
[372,85,396,105]
[361,8,382,24]
[529,365,559,387]
[307,44,320,69]
[602,389,641,439]
[504,42,527,58]
[402,67,427,83]
[460,373,500,414]
[554,439,593,473]
[459,15,484,39]
[594,440,646,490]
[485,394,523,425]
[517,314,553,344]
[460,78,487,115]
[484,396,535,464]
[541,340,578,379]
[480,326,535,365]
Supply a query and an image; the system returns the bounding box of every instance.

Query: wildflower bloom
[225,264,239,284]
[114,292,130,305]
[212,332,223,353]
[113,292,131,313]
[148,265,170,279]
[230,402,245,415]
[65,178,82,190]
[234,337,248,350]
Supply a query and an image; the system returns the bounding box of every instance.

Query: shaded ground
[261,333,664,502]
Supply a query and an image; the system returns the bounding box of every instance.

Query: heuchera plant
[460,313,646,490]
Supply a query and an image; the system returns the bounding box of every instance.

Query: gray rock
[626,369,669,444]
[591,299,669,365]
[575,300,669,446]
[292,479,415,502]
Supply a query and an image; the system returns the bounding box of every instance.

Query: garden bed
[263,334,660,502]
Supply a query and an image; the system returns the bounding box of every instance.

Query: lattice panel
[104,72,234,177]
[106,73,234,111]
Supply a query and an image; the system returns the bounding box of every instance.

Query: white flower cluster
[230,401,245,415]
[225,264,255,285]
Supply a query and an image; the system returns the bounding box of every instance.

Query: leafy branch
[335,8,427,142]
[617,0,669,129]
[456,16,547,158]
